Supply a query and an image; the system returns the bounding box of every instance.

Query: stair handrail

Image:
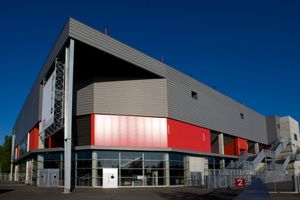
[282,155,291,170]
[274,138,289,157]
[252,150,266,169]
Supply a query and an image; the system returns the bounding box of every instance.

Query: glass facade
[76,150,92,186]
[30,150,191,187]
[169,153,186,185]
[43,152,64,185]
[19,136,28,157]
[144,152,167,186]
[72,151,186,187]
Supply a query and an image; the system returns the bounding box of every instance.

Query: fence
[0,173,11,181]
[0,173,27,183]
[204,169,298,192]
[205,169,252,189]
[255,170,293,183]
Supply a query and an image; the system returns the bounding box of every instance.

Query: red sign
[235,178,246,187]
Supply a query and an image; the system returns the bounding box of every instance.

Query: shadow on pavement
[159,189,241,200]
[234,178,270,200]
[0,189,14,194]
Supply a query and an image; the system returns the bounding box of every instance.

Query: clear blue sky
[0,0,299,144]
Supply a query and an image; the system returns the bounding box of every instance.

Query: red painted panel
[94,114,168,148]
[224,140,236,156]
[28,127,39,151]
[91,114,95,145]
[224,138,248,156]
[236,138,248,155]
[167,119,211,153]
[15,145,20,160]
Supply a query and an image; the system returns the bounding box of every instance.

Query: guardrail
[0,173,11,181]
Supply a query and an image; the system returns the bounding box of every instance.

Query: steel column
[9,134,15,181]
[218,133,224,155]
[64,39,74,193]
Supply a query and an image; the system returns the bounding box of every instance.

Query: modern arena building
[10,18,300,192]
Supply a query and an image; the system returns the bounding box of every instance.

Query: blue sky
[0,0,299,144]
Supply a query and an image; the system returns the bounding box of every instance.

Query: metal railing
[255,170,293,183]
[205,169,252,189]
[0,173,11,181]
[205,168,295,190]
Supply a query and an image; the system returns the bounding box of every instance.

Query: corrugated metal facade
[166,67,268,144]
[14,20,70,143]
[14,18,270,146]
[93,79,168,117]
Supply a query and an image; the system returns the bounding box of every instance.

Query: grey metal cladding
[66,19,269,144]
[14,18,269,145]
[13,84,39,143]
[75,82,94,115]
[166,67,268,144]
[73,115,91,146]
[13,20,70,143]
[266,116,280,144]
[93,79,168,117]
[68,18,167,77]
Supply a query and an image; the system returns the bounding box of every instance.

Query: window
[240,113,244,119]
[277,124,280,130]
[169,153,186,185]
[191,91,198,100]
[294,134,298,141]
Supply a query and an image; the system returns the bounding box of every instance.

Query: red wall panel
[91,114,95,145]
[236,138,248,155]
[93,114,168,148]
[167,119,211,153]
[224,140,236,156]
[224,138,248,156]
[15,145,20,160]
[28,127,39,151]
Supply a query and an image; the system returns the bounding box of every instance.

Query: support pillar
[165,153,170,186]
[25,160,29,184]
[37,155,44,170]
[25,159,33,185]
[92,151,97,187]
[219,158,225,169]
[38,122,45,149]
[64,39,75,193]
[255,143,260,154]
[218,133,224,155]
[14,165,19,182]
[9,134,15,181]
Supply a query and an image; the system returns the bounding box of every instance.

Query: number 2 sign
[235,178,245,187]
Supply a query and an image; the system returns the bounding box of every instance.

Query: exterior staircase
[227,138,291,172]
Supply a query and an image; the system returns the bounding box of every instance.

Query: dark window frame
[191,91,198,100]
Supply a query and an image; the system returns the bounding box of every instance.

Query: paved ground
[0,182,240,200]
[0,182,299,200]
[234,178,270,200]
[270,193,300,200]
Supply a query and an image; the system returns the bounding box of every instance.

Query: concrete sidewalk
[0,182,240,200]
[234,178,270,200]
